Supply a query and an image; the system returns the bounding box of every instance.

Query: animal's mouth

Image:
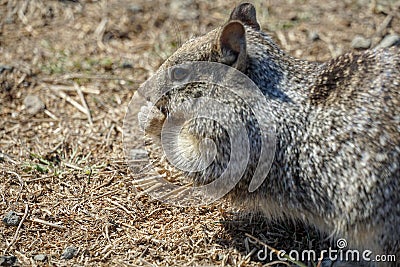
[154,99,169,116]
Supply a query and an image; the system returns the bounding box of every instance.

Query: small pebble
[33,254,47,262]
[121,62,133,69]
[376,34,400,49]
[308,31,319,41]
[0,256,17,266]
[351,35,371,49]
[61,246,77,260]
[2,211,20,226]
[0,65,12,74]
[23,94,45,115]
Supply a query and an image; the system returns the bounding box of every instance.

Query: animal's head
[160,3,261,73]
[131,3,278,205]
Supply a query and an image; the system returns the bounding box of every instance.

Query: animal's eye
[171,66,189,81]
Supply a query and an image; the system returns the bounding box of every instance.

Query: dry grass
[1,0,399,266]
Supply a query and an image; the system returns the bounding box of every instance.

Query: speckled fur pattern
[143,3,400,266]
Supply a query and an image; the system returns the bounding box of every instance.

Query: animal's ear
[216,21,247,72]
[229,3,260,31]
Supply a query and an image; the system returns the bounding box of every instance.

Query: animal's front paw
[138,102,165,137]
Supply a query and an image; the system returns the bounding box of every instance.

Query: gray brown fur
[142,3,400,266]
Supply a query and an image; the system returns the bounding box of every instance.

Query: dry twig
[29,217,67,230]
[74,82,93,125]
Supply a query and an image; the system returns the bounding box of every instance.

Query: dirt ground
[1,0,399,266]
